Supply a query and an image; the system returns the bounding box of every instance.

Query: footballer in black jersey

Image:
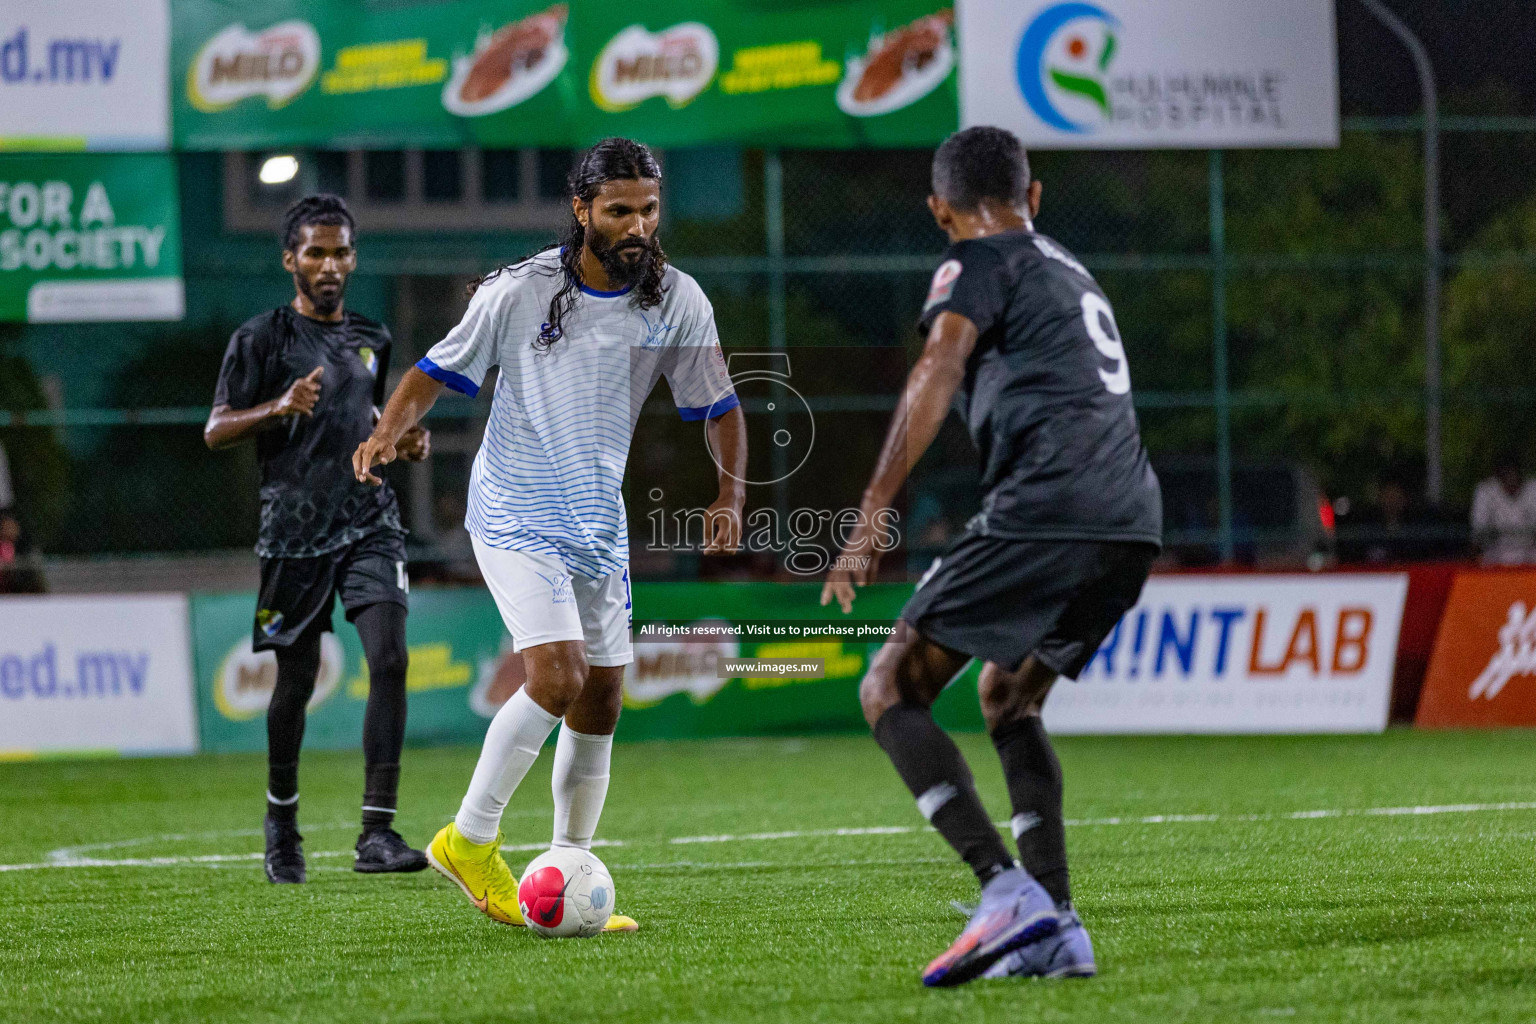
[824,127,1161,986]
[206,195,431,882]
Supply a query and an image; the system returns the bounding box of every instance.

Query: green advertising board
[0,153,184,322]
[191,582,984,754]
[171,0,958,150]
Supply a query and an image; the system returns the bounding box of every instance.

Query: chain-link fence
[3,120,1536,583]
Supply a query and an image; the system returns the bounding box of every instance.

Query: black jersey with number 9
[918,229,1162,546]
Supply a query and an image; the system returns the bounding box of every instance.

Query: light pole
[1357,0,1441,502]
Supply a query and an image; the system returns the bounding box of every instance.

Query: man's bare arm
[703,404,747,554]
[354,366,445,484]
[821,311,978,611]
[204,366,324,450]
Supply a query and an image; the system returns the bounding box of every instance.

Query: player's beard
[297,272,347,317]
[586,229,662,289]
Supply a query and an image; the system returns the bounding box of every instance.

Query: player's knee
[979,660,1051,731]
[543,670,587,716]
[273,638,322,703]
[859,648,904,730]
[586,668,626,723]
[366,642,408,688]
[525,644,590,716]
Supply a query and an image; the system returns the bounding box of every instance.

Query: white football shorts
[471,537,634,667]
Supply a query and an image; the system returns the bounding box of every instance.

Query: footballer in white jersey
[355,138,747,932]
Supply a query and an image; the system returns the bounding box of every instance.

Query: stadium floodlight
[259,155,300,186]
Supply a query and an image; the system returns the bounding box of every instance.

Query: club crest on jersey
[357,346,378,376]
[923,259,963,313]
[638,313,680,350]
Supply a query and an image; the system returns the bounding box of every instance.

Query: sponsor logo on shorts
[535,569,574,605]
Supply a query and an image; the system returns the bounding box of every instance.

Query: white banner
[958,0,1338,149]
[1043,575,1406,734]
[0,0,170,150]
[0,595,197,755]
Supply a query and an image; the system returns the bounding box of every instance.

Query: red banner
[1416,570,1536,727]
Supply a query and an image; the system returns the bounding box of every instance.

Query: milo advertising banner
[191,583,988,753]
[0,153,184,322]
[171,0,958,150]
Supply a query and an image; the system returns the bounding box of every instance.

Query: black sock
[992,716,1070,905]
[874,703,1014,885]
[362,763,399,831]
[354,603,409,832]
[266,634,321,822]
[267,761,299,822]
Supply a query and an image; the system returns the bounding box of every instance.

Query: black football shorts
[900,533,1157,677]
[253,530,409,650]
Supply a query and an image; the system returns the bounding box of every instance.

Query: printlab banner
[170,0,958,150]
[957,0,1338,148]
[1044,575,1407,734]
[0,153,184,322]
[0,595,198,756]
[0,0,171,150]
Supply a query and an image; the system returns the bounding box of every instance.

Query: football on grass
[518,848,615,938]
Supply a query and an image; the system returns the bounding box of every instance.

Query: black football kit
[214,306,407,650]
[903,229,1162,675]
[213,302,424,877]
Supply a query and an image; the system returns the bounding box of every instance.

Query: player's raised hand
[396,424,432,462]
[821,530,882,614]
[276,365,324,417]
[353,433,396,485]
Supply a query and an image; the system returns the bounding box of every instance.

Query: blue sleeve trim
[677,391,740,422]
[416,356,479,398]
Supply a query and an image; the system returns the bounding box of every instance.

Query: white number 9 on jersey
[1080,292,1131,395]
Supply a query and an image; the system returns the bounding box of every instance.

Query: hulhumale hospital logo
[1016,2,1119,134]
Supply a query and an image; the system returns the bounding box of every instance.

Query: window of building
[422,150,463,202]
[224,148,571,234]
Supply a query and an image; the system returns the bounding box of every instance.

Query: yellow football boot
[603,913,639,933]
[425,823,524,926]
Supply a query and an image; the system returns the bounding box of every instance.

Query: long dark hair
[467,138,667,349]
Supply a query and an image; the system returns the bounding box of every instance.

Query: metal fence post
[1358,0,1442,503]
[1210,149,1235,563]
[764,150,789,516]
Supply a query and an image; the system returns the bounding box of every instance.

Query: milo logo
[188,21,321,112]
[590,22,718,112]
[212,632,344,721]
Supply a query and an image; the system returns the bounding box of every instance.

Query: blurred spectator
[0,441,12,510]
[1342,470,1463,564]
[1471,452,1536,565]
[0,512,45,593]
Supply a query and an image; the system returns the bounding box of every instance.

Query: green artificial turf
[3,730,1535,1023]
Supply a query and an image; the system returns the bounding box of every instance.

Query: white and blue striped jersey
[417,250,738,578]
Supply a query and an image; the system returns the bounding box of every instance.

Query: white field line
[4,801,1534,875]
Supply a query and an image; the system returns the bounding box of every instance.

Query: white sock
[455,687,561,845]
[551,724,612,850]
